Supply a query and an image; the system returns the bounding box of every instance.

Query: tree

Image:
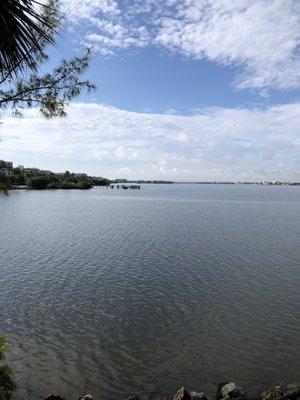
[92,177,110,186]
[78,180,92,189]
[62,170,71,180]
[27,175,50,189]
[0,0,95,117]
[0,0,55,74]
[0,0,95,193]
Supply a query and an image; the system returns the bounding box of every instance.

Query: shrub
[27,176,50,189]
[78,181,92,189]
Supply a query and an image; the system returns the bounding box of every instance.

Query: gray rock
[80,395,93,400]
[261,386,283,400]
[221,396,231,400]
[221,383,243,399]
[190,391,208,400]
[172,387,191,400]
[44,395,65,400]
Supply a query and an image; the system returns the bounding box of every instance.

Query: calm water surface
[0,185,300,399]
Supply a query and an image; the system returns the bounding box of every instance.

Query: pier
[109,184,141,190]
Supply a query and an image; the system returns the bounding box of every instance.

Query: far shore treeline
[0,160,110,191]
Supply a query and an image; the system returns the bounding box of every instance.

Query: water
[0,185,299,399]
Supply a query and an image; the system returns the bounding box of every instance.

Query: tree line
[1,167,110,190]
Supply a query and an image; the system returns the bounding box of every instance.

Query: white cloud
[61,0,300,92]
[86,20,149,53]
[154,0,300,92]
[164,108,178,115]
[0,102,299,181]
[60,0,120,21]
[116,166,131,174]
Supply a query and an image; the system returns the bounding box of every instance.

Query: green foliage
[0,0,56,75]
[0,336,5,360]
[0,184,9,196]
[46,182,59,189]
[77,181,93,189]
[0,48,95,118]
[0,336,16,400]
[48,180,92,189]
[0,0,95,118]
[92,177,110,186]
[1,165,106,193]
[27,175,50,189]
[0,388,6,400]
[0,366,16,400]
[60,180,75,189]
[0,175,10,196]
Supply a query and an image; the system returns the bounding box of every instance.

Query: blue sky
[1,0,300,180]
[79,47,300,113]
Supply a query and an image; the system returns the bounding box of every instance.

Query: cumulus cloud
[60,0,120,21]
[61,0,300,92]
[155,0,300,92]
[0,103,299,180]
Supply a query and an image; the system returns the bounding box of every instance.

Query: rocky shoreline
[43,382,300,400]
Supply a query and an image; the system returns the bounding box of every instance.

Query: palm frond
[0,0,56,75]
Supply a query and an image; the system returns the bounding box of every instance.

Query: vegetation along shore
[2,160,299,193]
[0,160,109,191]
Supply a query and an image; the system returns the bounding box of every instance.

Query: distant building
[40,170,52,176]
[115,178,127,183]
[0,160,13,176]
[0,160,13,169]
[24,167,41,175]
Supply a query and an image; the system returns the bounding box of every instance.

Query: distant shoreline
[111,179,300,186]
[175,181,300,186]
[8,184,93,190]
[8,181,300,191]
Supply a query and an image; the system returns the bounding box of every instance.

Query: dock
[108,184,141,190]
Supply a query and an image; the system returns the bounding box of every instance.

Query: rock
[216,383,228,400]
[190,391,208,400]
[221,396,231,400]
[81,395,93,400]
[217,383,243,399]
[172,387,191,400]
[262,386,283,400]
[44,395,65,400]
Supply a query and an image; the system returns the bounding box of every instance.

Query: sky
[0,0,300,181]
